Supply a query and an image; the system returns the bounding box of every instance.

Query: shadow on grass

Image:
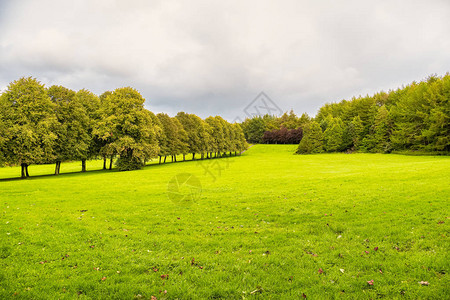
[0,153,247,182]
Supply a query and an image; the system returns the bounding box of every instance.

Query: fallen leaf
[101,277,106,281]
[374,247,378,251]
[419,281,429,286]
[160,274,169,280]
[302,292,307,298]
[367,279,374,286]
[340,269,345,273]
[318,268,323,274]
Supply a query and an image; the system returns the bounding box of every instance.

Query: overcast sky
[1,0,449,120]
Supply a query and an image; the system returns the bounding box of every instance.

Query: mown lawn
[0,145,449,299]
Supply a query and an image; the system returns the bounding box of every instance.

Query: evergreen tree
[323,117,344,152]
[241,117,265,143]
[346,116,364,150]
[296,121,323,154]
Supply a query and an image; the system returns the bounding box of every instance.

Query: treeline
[297,74,449,154]
[0,77,247,178]
[239,74,449,154]
[241,110,310,144]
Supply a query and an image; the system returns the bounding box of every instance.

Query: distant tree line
[239,74,449,154]
[241,110,310,144]
[0,77,248,178]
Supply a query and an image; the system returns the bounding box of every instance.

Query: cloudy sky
[1,0,449,120]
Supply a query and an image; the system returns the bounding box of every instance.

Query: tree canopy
[0,77,248,177]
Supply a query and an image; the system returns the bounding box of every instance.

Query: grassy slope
[0,145,449,299]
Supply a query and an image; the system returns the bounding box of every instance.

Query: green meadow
[0,145,449,299]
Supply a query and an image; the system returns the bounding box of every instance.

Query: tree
[296,121,323,154]
[176,112,205,160]
[323,117,344,152]
[96,91,116,169]
[419,74,450,151]
[0,77,57,178]
[172,117,189,161]
[156,114,188,163]
[156,113,173,163]
[346,116,364,150]
[372,105,392,153]
[280,109,301,129]
[76,89,101,171]
[241,117,265,143]
[94,87,159,171]
[205,116,224,157]
[47,86,91,175]
[232,123,247,155]
[286,128,303,144]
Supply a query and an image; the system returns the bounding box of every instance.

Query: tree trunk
[55,161,60,175]
[164,156,167,163]
[21,163,27,179]
[201,153,204,160]
[109,156,113,170]
[159,156,161,164]
[192,153,195,160]
[171,155,174,162]
[103,156,107,170]
[235,151,237,156]
[25,164,30,177]
[183,154,185,161]
[81,159,86,172]
[174,155,177,162]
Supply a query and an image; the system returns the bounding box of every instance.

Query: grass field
[0,145,449,299]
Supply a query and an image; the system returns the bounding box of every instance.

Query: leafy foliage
[296,121,323,154]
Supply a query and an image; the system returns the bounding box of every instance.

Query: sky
[0,0,449,120]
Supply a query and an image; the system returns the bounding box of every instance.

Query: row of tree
[297,74,450,154]
[0,77,248,178]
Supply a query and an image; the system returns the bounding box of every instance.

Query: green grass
[0,145,449,299]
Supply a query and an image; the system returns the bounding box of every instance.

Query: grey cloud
[1,0,449,120]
